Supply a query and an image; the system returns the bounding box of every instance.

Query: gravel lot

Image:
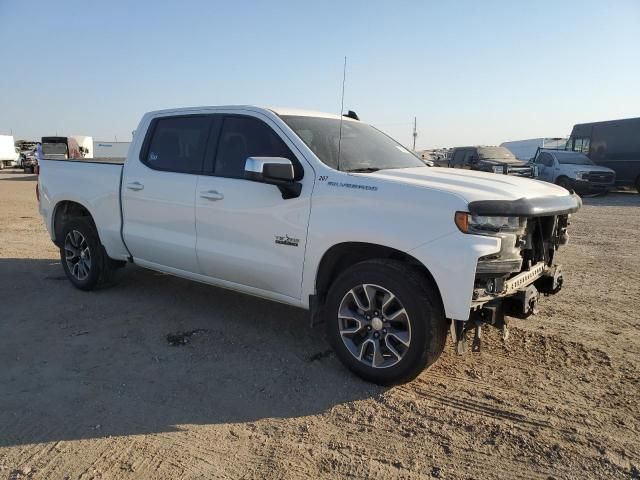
[0,169,638,479]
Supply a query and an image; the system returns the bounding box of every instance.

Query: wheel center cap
[371,317,383,331]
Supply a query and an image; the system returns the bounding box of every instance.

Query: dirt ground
[0,169,638,480]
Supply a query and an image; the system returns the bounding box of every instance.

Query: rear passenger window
[143,116,211,173]
[214,116,302,179]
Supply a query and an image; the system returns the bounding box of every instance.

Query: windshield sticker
[327,181,378,191]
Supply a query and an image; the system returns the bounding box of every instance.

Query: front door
[195,114,312,300]
[535,152,554,182]
[122,115,213,273]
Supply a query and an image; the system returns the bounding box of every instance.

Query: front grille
[507,166,535,177]
[585,172,614,183]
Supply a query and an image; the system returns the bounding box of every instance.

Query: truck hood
[368,167,569,204]
[477,158,527,166]
[558,163,615,175]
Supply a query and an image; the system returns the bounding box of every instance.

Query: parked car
[449,146,536,177]
[38,106,580,385]
[532,149,616,194]
[0,135,19,170]
[567,117,640,192]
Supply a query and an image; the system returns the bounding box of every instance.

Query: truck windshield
[477,147,516,161]
[557,154,594,165]
[280,116,426,172]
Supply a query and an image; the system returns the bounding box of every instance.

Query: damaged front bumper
[452,194,581,354]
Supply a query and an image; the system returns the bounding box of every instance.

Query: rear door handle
[200,190,224,201]
[126,181,144,191]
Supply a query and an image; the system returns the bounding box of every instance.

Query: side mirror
[244,157,301,199]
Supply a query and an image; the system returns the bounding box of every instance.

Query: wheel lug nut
[367,326,372,330]
[374,332,379,338]
[382,329,387,334]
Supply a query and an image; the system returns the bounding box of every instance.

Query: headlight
[455,212,526,234]
[492,165,504,174]
[575,171,589,180]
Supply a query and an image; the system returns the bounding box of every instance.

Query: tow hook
[451,303,509,354]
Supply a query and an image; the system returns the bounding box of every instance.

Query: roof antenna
[337,56,347,172]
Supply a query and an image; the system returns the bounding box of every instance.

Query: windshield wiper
[345,167,380,173]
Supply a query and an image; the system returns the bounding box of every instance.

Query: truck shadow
[580,191,640,208]
[0,172,36,181]
[0,258,382,448]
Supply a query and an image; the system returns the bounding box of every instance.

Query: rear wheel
[60,218,120,290]
[325,259,447,385]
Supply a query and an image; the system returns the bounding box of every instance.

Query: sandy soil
[0,169,638,480]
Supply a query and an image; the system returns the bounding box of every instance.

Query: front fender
[408,232,501,321]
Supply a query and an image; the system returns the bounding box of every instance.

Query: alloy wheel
[64,230,92,281]
[337,283,411,369]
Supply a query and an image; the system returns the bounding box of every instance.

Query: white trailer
[0,135,19,169]
[93,141,131,159]
[501,138,568,161]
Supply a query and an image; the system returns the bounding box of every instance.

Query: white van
[0,135,19,169]
[501,138,567,161]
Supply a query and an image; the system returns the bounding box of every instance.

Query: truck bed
[38,158,130,261]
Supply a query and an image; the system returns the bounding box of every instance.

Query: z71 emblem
[275,235,300,247]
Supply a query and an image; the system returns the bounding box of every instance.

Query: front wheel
[325,259,447,385]
[556,176,574,191]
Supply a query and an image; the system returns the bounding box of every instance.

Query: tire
[556,176,573,191]
[59,217,118,291]
[325,259,447,385]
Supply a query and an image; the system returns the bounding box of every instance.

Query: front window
[571,137,590,154]
[281,116,425,172]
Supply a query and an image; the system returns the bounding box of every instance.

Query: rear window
[143,116,211,173]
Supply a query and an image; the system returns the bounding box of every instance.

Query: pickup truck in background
[448,146,537,177]
[532,148,616,194]
[38,106,581,385]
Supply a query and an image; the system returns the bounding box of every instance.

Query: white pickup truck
[38,106,581,384]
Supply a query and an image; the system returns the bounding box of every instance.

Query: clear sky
[1,0,639,148]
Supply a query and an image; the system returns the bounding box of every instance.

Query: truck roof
[144,105,354,121]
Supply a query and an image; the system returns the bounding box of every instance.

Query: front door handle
[200,190,224,201]
[126,181,144,191]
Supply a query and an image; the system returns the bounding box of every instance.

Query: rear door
[122,114,213,273]
[195,114,312,300]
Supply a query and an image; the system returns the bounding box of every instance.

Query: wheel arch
[314,242,443,309]
[52,200,99,247]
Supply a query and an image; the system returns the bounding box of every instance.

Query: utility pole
[412,117,417,151]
